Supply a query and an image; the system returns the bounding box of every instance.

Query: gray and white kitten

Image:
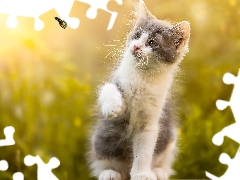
[88,0,190,180]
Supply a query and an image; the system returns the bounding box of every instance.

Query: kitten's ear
[134,0,155,28]
[169,21,191,49]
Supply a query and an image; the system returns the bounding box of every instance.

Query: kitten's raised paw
[131,171,157,180]
[99,169,121,180]
[99,83,126,119]
[101,95,126,119]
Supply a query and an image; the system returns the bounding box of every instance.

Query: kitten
[88,0,190,180]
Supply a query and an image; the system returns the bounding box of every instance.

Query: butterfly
[54,17,67,29]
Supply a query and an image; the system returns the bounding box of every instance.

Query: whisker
[104,45,117,47]
[146,56,149,66]
[111,52,117,60]
[104,51,113,59]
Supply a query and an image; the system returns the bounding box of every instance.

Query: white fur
[99,170,121,180]
[131,171,157,180]
[98,83,126,118]
[153,140,177,179]
[130,33,152,54]
[90,159,130,180]
[125,64,177,180]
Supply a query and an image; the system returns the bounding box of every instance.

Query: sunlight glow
[191,2,208,26]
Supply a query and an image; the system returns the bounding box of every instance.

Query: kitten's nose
[134,45,140,51]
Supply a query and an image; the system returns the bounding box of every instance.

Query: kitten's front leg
[98,83,126,119]
[130,114,159,180]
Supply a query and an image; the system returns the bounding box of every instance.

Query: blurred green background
[0,0,240,179]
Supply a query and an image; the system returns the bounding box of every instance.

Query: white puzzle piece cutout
[24,155,60,180]
[0,126,15,146]
[0,0,122,30]
[206,147,240,179]
[213,70,240,145]
[0,126,60,179]
[12,172,24,180]
[77,0,123,30]
[205,69,240,179]
[0,160,8,171]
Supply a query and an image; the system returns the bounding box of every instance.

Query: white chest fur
[114,50,178,133]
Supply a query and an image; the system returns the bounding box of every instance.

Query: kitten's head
[126,0,190,73]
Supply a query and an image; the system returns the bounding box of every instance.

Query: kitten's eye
[133,32,141,40]
[148,40,158,48]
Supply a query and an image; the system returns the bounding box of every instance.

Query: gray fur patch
[154,101,175,155]
[93,112,132,161]
[92,101,175,160]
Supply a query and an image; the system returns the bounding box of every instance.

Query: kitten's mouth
[133,51,143,59]
[132,51,149,69]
